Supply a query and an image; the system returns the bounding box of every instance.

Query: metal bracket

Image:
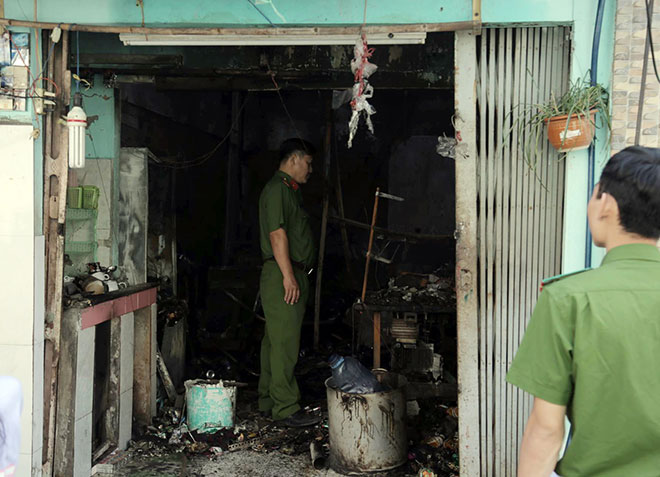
[454,222,465,240]
[472,0,482,36]
[228,430,288,452]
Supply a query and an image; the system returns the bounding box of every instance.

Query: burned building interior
[70,31,461,475]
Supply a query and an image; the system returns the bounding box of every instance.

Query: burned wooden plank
[328,215,454,242]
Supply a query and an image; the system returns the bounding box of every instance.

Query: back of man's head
[279,138,316,165]
[599,146,660,240]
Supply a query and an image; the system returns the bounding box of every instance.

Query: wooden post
[313,96,332,350]
[133,305,155,428]
[223,91,242,265]
[360,188,380,303]
[43,32,71,477]
[373,311,381,369]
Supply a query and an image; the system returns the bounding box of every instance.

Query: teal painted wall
[79,75,117,159]
[6,0,472,26]
[75,74,120,265]
[562,0,616,272]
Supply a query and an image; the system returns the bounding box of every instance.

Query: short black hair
[279,138,316,165]
[598,146,660,239]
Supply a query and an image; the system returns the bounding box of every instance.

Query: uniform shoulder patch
[281,176,299,191]
[540,268,590,291]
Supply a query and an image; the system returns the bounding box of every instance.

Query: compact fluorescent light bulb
[67,92,87,168]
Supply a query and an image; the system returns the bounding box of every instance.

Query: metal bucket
[325,371,407,475]
[184,379,237,433]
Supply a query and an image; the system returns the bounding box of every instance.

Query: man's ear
[601,192,620,221]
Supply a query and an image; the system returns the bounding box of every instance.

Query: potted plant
[510,76,611,167]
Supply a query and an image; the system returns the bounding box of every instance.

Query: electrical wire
[266,65,308,150]
[76,30,80,92]
[146,93,251,169]
[29,28,59,98]
[81,92,110,99]
[30,76,60,96]
[72,74,92,90]
[0,89,46,99]
[40,38,56,80]
[644,0,660,84]
[246,0,276,27]
[138,0,146,28]
[4,31,58,104]
[636,0,655,146]
[5,33,43,130]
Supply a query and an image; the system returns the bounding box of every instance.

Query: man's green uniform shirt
[507,244,660,477]
[259,170,315,267]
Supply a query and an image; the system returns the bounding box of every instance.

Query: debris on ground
[114,349,460,477]
[407,400,460,477]
[366,270,456,307]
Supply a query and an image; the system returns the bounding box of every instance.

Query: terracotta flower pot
[545,109,597,152]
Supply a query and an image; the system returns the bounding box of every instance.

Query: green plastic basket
[82,186,100,209]
[67,187,83,209]
[64,240,97,254]
[66,208,97,221]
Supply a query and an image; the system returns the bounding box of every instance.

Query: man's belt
[264,257,314,275]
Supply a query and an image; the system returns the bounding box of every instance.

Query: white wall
[0,124,44,477]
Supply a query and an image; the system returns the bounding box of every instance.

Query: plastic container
[66,207,97,221]
[328,354,383,394]
[184,379,237,433]
[545,110,596,152]
[64,240,97,254]
[82,185,100,209]
[326,371,407,474]
[67,186,83,208]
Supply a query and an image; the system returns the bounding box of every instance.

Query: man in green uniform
[507,146,660,477]
[257,138,319,427]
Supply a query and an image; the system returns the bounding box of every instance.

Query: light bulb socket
[73,92,83,108]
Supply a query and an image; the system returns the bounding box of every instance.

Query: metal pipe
[361,187,380,303]
[585,0,607,269]
[373,311,381,369]
[635,0,654,146]
[310,441,326,470]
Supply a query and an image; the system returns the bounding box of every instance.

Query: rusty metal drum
[325,371,407,474]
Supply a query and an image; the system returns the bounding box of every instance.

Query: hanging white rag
[348,34,378,148]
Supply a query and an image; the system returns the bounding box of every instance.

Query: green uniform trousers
[257,260,309,420]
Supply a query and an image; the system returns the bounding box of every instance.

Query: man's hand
[283,274,300,305]
[269,228,300,304]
